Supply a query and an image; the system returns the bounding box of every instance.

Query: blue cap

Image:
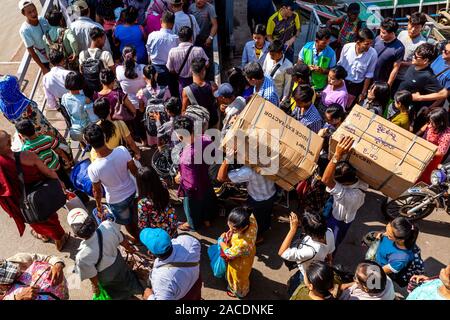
[140,228,172,255]
[214,83,234,98]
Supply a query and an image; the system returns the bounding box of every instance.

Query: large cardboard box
[221,95,323,191]
[329,105,437,199]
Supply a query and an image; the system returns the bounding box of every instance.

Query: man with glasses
[398,43,444,133]
[389,12,427,94]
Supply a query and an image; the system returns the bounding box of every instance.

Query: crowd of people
[0,0,449,301]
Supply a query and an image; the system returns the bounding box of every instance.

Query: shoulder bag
[112,90,135,121]
[174,45,194,82]
[14,152,66,224]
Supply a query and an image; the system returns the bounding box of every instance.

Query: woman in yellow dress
[219,207,258,298]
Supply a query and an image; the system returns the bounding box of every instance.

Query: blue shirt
[242,40,271,67]
[375,236,413,274]
[61,91,93,138]
[19,17,50,64]
[146,28,180,66]
[431,54,450,89]
[298,41,337,69]
[255,76,279,106]
[407,279,447,300]
[291,104,323,134]
[114,24,147,64]
[373,36,405,83]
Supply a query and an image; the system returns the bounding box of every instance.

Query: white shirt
[262,54,293,100]
[396,30,426,80]
[228,166,277,201]
[70,17,111,53]
[42,66,71,109]
[173,11,200,43]
[281,229,335,277]
[326,180,368,223]
[79,48,115,69]
[116,64,146,109]
[75,220,123,281]
[338,42,378,83]
[148,235,201,300]
[88,146,136,204]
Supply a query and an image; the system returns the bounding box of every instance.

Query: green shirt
[22,135,60,170]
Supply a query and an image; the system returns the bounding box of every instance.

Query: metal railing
[305,7,322,44]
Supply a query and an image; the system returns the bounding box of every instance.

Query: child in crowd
[389,90,411,131]
[137,65,170,103]
[362,82,391,116]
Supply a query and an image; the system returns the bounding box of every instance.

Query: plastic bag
[92,283,112,300]
[208,242,226,278]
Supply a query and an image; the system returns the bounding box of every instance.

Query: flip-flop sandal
[56,233,70,251]
[30,229,51,243]
[226,291,237,298]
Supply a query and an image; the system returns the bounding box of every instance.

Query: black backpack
[81,50,104,92]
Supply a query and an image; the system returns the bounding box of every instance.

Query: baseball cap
[18,0,34,11]
[67,208,89,226]
[140,228,172,256]
[73,0,89,11]
[214,83,234,98]
[287,63,311,78]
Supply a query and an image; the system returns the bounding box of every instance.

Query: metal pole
[419,0,424,12]
[447,0,450,11]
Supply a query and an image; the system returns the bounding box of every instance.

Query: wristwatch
[208,35,214,40]
[331,156,339,164]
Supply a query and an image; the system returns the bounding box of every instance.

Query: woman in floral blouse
[136,166,178,238]
[219,207,258,299]
[417,108,450,184]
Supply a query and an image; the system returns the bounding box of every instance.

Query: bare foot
[178,222,193,231]
[55,233,70,251]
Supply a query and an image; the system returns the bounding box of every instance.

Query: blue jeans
[327,215,352,250]
[108,193,135,225]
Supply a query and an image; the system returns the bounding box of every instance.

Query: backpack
[4,261,69,300]
[45,28,66,58]
[392,245,425,287]
[185,105,210,132]
[144,98,169,137]
[81,50,105,92]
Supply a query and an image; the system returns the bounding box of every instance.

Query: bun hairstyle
[227,207,252,230]
[123,46,138,79]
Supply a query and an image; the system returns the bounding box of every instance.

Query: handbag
[283,233,317,271]
[92,229,112,300]
[14,152,66,224]
[112,90,135,121]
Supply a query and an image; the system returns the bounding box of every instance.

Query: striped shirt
[291,104,323,134]
[166,42,209,78]
[255,76,280,106]
[21,135,60,170]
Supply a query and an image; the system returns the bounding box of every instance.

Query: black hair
[83,123,106,149]
[161,10,175,25]
[49,49,65,66]
[173,116,194,135]
[369,81,391,110]
[165,97,181,116]
[123,46,138,79]
[348,2,361,13]
[292,63,311,83]
[415,42,438,62]
[191,57,207,75]
[334,161,358,184]
[316,28,331,41]
[300,211,328,239]
[178,26,193,42]
[124,5,139,24]
[15,119,36,137]
[243,62,264,80]
[355,260,387,294]
[79,5,90,17]
[330,65,348,80]
[305,261,335,299]
[409,12,427,26]
[429,108,449,134]
[93,98,116,143]
[356,28,375,42]
[325,104,346,121]
[137,166,170,212]
[96,0,117,21]
[89,27,105,41]
[394,90,412,109]
[268,40,284,53]
[64,71,84,91]
[71,216,97,239]
[45,9,64,27]
[254,24,267,37]
[390,217,419,250]
[227,207,252,230]
[381,17,399,34]
[99,68,116,85]
[227,67,249,96]
[293,84,314,103]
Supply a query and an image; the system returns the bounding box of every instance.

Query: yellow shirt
[90,120,130,162]
[391,112,410,131]
[267,11,301,41]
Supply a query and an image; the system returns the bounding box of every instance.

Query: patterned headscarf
[0,75,32,121]
[0,259,20,285]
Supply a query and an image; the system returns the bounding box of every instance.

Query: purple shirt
[320,83,349,110]
[178,135,214,199]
